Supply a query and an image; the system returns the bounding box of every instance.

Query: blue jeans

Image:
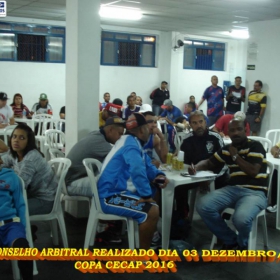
[152,105,162,116]
[196,185,267,248]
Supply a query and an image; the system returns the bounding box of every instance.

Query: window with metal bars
[101,31,156,67]
[0,21,65,63]
[183,40,225,71]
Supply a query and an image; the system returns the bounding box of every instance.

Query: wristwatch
[232,154,238,161]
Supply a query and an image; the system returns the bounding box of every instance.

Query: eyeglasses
[146,120,157,124]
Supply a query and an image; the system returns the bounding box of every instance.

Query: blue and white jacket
[98,135,165,199]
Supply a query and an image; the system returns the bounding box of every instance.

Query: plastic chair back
[33,114,53,136]
[49,148,65,159]
[265,129,280,147]
[83,158,103,211]
[3,125,17,145]
[45,129,65,149]
[248,136,272,153]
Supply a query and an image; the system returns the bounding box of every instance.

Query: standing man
[143,111,168,165]
[198,76,225,126]
[100,92,110,110]
[0,92,15,128]
[192,119,268,250]
[225,76,246,114]
[98,113,169,250]
[65,116,125,197]
[246,80,266,136]
[159,99,182,152]
[150,81,170,116]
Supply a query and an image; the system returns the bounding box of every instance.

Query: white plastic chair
[248,136,272,153]
[29,158,71,248]
[174,131,188,152]
[210,161,274,250]
[49,148,65,160]
[83,158,139,249]
[265,129,280,147]
[33,114,53,152]
[12,176,38,280]
[44,129,65,160]
[3,125,17,145]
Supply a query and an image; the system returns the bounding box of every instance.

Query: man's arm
[271,145,280,158]
[153,130,168,163]
[226,87,233,101]
[188,159,216,174]
[241,88,246,102]
[229,145,262,177]
[0,139,8,153]
[197,98,205,108]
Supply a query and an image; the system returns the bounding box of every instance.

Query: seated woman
[0,123,58,215]
[10,93,32,118]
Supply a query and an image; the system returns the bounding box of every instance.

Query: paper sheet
[190,171,217,178]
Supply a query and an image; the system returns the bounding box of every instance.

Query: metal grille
[118,42,140,66]
[17,34,45,62]
[195,48,212,70]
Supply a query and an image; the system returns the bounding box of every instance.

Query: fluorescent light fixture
[230,29,249,39]
[99,6,142,20]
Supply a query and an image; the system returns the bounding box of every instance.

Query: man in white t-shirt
[0,92,15,128]
[31,93,53,115]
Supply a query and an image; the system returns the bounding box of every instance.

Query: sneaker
[150,231,162,249]
[267,205,277,213]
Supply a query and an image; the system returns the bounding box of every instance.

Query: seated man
[212,111,250,137]
[0,168,33,279]
[99,99,123,127]
[159,99,182,152]
[176,111,227,218]
[192,119,268,249]
[143,111,168,166]
[98,113,169,250]
[0,92,15,128]
[183,102,195,122]
[66,116,125,197]
[267,142,280,212]
[31,93,53,115]
[123,95,141,120]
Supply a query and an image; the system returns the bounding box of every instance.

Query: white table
[161,168,215,249]
[266,153,280,229]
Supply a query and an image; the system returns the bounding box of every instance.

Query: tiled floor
[1,208,280,280]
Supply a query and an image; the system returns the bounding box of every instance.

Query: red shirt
[215,114,250,136]
[11,105,31,117]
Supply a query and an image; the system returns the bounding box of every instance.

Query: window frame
[0,21,65,63]
[101,31,156,67]
[183,39,225,71]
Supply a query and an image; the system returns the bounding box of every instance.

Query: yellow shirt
[99,111,105,127]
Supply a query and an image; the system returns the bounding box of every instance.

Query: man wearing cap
[212,111,250,137]
[98,113,169,250]
[31,93,53,115]
[159,99,182,152]
[0,92,15,128]
[99,99,123,127]
[150,81,170,116]
[65,116,125,197]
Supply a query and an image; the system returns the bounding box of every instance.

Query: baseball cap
[161,81,168,84]
[126,113,147,130]
[104,116,125,127]
[105,103,122,117]
[161,99,173,109]
[0,92,8,101]
[40,93,48,100]
[234,111,246,121]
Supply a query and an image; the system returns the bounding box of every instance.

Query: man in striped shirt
[191,119,268,250]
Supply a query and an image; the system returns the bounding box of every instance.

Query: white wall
[0,16,248,119]
[169,33,248,114]
[246,19,280,136]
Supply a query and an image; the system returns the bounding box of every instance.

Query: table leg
[276,165,280,229]
[161,181,175,250]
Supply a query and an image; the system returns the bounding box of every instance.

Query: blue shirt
[203,86,224,117]
[160,106,182,123]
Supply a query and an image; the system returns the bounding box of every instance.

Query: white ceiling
[4,0,280,37]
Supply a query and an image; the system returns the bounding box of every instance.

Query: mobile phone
[155,178,165,184]
[180,172,190,177]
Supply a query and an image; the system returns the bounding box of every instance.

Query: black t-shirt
[180,130,224,173]
[226,86,246,112]
[150,88,170,106]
